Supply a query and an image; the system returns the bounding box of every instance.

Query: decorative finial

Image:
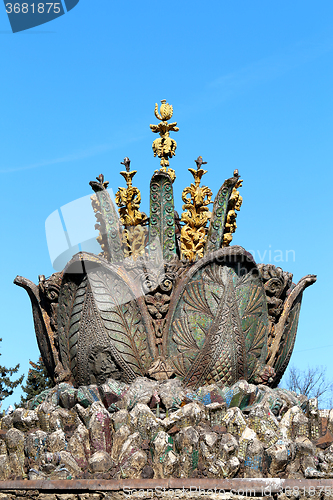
[180,157,212,260]
[195,156,207,170]
[150,100,179,182]
[121,157,131,172]
[115,158,147,259]
[222,173,243,248]
[118,157,136,188]
[89,173,109,193]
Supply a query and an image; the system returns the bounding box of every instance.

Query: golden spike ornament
[222,170,243,247]
[150,99,179,182]
[180,156,213,260]
[115,157,147,258]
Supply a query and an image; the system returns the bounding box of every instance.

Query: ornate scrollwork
[38,273,62,334]
[180,156,212,261]
[115,157,148,259]
[258,263,317,387]
[90,173,124,263]
[90,174,112,260]
[222,171,243,247]
[150,100,179,182]
[15,101,316,391]
[141,259,182,353]
[258,264,293,341]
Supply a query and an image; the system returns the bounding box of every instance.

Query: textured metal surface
[272,298,301,386]
[15,123,316,388]
[267,272,317,386]
[96,188,124,263]
[57,253,155,387]
[164,247,269,387]
[90,177,124,264]
[204,175,240,254]
[149,171,176,262]
[13,276,57,380]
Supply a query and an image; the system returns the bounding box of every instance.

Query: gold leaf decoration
[180,156,212,261]
[115,157,147,259]
[150,99,179,182]
[222,171,243,247]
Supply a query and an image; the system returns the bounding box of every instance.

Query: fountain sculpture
[15,100,316,392]
[6,102,324,484]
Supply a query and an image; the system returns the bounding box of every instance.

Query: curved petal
[164,246,269,388]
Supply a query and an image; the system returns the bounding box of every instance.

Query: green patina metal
[89,176,125,264]
[204,175,239,253]
[148,171,176,262]
[95,188,124,263]
[16,147,316,391]
[164,247,269,388]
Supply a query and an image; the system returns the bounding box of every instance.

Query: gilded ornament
[150,99,179,182]
[222,171,243,247]
[115,157,147,258]
[180,156,212,260]
[15,101,316,398]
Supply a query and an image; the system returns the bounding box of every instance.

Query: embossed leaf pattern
[67,277,87,382]
[183,272,244,388]
[182,280,213,317]
[236,274,269,381]
[57,274,82,373]
[167,255,270,386]
[88,270,149,378]
[172,315,200,355]
[168,264,229,385]
[169,353,187,378]
[168,273,214,379]
[203,264,224,286]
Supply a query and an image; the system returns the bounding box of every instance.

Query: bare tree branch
[285,365,333,407]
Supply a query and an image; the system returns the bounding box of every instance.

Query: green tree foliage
[0,338,24,402]
[20,356,55,405]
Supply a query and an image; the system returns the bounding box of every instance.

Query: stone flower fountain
[4,101,325,486]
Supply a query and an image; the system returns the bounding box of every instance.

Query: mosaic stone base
[0,378,332,481]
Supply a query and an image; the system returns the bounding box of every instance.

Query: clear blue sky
[1,1,332,407]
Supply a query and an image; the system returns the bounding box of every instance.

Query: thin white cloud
[0,135,146,174]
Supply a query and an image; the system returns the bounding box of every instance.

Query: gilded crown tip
[151,99,178,176]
